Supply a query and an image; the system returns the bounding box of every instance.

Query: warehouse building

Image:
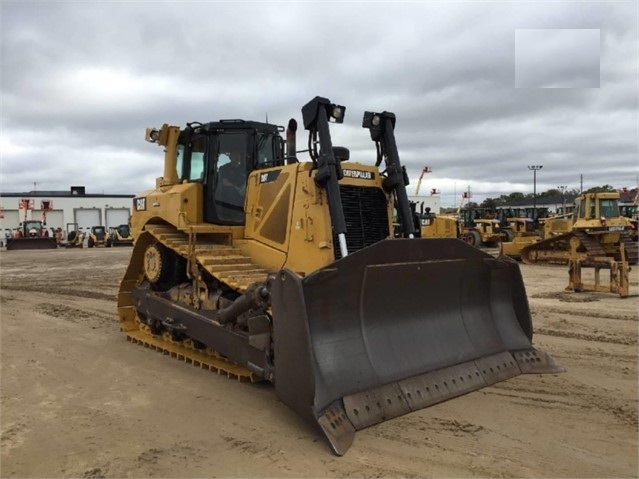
[0,186,134,236]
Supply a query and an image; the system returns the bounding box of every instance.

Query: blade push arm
[363,111,416,237]
[302,96,349,257]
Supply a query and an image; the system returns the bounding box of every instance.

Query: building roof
[0,189,133,198]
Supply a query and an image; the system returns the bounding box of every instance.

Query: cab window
[256,132,276,168]
[188,136,206,181]
[176,145,184,179]
[212,131,248,224]
[599,199,619,218]
[176,137,207,182]
[577,200,585,219]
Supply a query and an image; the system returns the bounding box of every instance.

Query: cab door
[202,130,250,225]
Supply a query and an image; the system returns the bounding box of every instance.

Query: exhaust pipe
[286,118,297,164]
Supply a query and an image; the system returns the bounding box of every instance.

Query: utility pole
[528,165,543,220]
[557,185,567,213]
[453,182,457,209]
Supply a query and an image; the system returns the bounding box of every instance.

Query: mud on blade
[270,238,562,455]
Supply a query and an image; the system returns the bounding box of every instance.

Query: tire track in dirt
[532,304,637,322]
[355,414,543,478]
[558,346,636,363]
[490,380,638,427]
[534,327,637,345]
[531,291,602,303]
[35,303,114,326]
[2,284,116,302]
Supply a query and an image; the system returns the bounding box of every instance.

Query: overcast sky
[1,1,637,206]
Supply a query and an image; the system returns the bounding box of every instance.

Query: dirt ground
[0,246,637,478]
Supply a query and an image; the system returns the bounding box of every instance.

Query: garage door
[75,208,101,231]
[105,208,131,228]
[33,209,64,232]
[0,209,20,236]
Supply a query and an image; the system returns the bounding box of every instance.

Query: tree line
[446,184,631,212]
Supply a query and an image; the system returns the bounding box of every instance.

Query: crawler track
[520,232,573,265]
[619,235,638,264]
[521,230,637,265]
[117,224,270,380]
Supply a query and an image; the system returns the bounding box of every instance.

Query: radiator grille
[333,185,390,259]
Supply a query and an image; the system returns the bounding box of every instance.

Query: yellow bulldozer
[521,192,638,266]
[118,96,561,455]
[521,192,637,297]
[498,211,542,260]
[538,213,574,243]
[413,204,459,239]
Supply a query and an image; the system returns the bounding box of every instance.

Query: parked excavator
[118,96,561,455]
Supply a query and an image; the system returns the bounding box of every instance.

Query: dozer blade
[6,238,58,250]
[269,238,562,455]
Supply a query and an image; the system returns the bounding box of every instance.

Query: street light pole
[528,165,543,220]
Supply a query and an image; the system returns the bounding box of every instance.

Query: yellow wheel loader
[459,209,504,247]
[118,96,561,455]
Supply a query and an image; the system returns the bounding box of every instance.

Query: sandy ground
[0,246,637,478]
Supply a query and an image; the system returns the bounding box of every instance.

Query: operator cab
[117,224,131,238]
[175,120,285,226]
[22,220,45,237]
[575,194,621,220]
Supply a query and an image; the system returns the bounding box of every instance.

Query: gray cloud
[515,28,601,88]
[1,1,637,204]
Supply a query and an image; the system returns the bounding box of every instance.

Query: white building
[0,186,134,235]
[408,194,440,215]
[1,185,442,237]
